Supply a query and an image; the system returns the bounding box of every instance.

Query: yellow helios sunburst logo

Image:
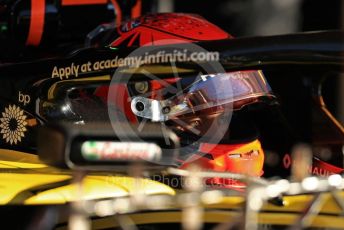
[0,105,27,145]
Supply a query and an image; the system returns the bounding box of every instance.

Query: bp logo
[0,104,27,145]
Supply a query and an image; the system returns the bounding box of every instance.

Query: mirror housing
[38,122,179,171]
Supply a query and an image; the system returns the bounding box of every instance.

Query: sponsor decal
[18,91,31,106]
[282,153,344,177]
[81,141,162,161]
[51,50,219,80]
[0,105,27,145]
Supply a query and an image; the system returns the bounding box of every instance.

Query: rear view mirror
[38,122,179,171]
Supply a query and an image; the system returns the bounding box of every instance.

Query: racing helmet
[127,70,274,188]
[100,13,276,186]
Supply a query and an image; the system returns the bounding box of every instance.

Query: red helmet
[110,13,231,47]
[91,13,275,188]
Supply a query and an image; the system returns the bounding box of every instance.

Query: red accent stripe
[26,0,45,46]
[61,0,107,6]
[128,32,139,47]
[131,0,141,18]
[110,0,122,28]
[313,157,344,174]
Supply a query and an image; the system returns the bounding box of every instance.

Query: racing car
[0,2,344,229]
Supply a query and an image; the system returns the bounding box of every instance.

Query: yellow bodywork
[2,149,344,228]
[85,212,344,230]
[0,149,175,205]
[79,193,344,229]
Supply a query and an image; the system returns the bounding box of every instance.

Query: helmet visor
[130,70,276,121]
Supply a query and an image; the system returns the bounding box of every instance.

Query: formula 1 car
[0,12,342,177]
[0,3,344,229]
